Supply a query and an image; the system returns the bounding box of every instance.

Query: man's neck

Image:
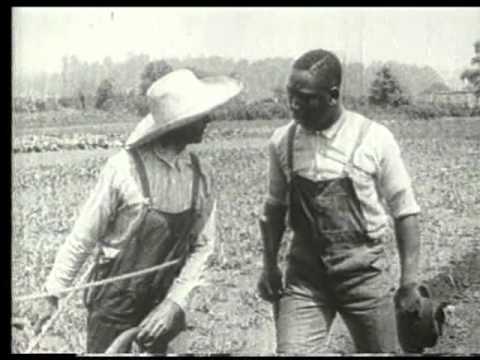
[149,141,187,167]
[152,140,186,155]
[313,104,344,132]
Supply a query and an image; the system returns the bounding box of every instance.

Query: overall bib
[84,149,206,353]
[276,120,398,354]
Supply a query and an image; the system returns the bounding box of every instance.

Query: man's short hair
[293,49,342,88]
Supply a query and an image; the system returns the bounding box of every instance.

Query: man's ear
[330,87,340,100]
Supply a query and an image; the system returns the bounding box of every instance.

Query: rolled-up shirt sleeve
[266,137,288,206]
[166,201,217,310]
[44,159,119,296]
[376,129,421,219]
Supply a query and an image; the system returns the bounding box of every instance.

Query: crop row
[12,126,276,154]
[13,134,124,153]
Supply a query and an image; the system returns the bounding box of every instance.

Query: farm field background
[11,109,480,354]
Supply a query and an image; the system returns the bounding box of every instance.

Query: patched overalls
[83,149,210,354]
[276,120,398,354]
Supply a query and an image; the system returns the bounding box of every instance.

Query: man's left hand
[136,298,184,350]
[394,282,423,316]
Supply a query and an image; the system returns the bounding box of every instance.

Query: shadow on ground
[423,249,480,354]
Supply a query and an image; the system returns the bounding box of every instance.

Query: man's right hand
[33,295,59,335]
[257,266,283,302]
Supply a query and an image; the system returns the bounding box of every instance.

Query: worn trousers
[276,262,399,354]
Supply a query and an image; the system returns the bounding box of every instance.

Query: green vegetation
[368,66,410,107]
[11,113,480,354]
[13,54,454,110]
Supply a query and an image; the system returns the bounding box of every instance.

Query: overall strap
[347,118,373,167]
[146,153,204,299]
[129,148,151,199]
[286,122,298,180]
[189,152,202,210]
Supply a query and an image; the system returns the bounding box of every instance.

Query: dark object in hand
[394,283,449,353]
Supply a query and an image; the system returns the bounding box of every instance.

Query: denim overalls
[276,120,398,354]
[84,149,209,353]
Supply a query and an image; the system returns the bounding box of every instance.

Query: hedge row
[13,94,479,122]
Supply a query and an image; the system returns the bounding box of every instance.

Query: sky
[12,7,480,79]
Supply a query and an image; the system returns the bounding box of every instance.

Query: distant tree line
[14,54,479,119]
[13,53,449,101]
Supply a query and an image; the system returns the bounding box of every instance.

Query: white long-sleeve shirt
[267,109,421,240]
[45,144,216,310]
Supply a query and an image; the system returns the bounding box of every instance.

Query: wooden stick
[17,259,180,302]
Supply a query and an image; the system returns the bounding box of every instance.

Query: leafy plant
[139,60,173,96]
[95,79,114,110]
[368,66,410,107]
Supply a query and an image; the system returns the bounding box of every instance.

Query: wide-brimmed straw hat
[125,69,243,148]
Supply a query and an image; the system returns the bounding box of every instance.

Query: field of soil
[11,110,480,354]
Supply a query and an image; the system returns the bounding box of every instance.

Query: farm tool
[105,327,141,354]
[13,258,181,353]
[104,324,184,354]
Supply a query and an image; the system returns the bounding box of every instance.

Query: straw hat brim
[125,76,243,148]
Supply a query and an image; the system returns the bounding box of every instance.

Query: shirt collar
[299,106,346,139]
[150,144,190,169]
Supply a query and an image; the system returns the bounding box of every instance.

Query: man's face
[178,115,210,144]
[189,115,209,143]
[287,69,336,131]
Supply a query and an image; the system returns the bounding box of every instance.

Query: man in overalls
[257,49,423,354]
[35,69,243,353]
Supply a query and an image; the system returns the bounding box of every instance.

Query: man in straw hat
[257,49,425,353]
[35,69,243,353]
